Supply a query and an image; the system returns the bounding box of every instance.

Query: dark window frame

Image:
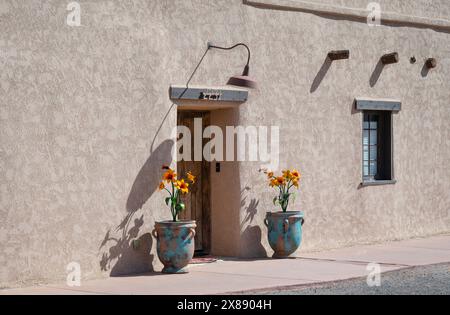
[361,110,396,186]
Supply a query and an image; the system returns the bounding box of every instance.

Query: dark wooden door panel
[177,111,211,254]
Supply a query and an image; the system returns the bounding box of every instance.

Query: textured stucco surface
[1,0,449,287]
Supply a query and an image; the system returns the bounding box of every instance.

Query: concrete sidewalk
[1,234,449,295]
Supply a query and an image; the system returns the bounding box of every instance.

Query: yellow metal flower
[175,179,189,194]
[269,179,278,187]
[291,169,301,180]
[187,171,196,184]
[267,171,274,179]
[163,169,177,183]
[282,170,292,180]
[292,179,299,188]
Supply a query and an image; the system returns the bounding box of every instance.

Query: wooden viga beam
[381,52,399,65]
[327,50,350,61]
[425,58,437,69]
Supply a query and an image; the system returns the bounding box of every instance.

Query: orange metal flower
[163,169,177,183]
[187,171,196,184]
[276,176,285,185]
[291,169,301,180]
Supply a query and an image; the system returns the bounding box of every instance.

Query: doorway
[177,111,211,256]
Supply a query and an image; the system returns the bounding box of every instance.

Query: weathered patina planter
[264,211,304,258]
[152,220,196,274]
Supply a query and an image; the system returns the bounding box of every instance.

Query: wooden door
[177,111,211,255]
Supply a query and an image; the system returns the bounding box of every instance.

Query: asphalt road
[247,263,450,295]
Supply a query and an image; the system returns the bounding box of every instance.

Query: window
[362,111,394,184]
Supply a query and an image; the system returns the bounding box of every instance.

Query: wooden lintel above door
[170,85,248,111]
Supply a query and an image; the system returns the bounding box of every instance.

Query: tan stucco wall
[1,0,449,287]
[286,0,450,21]
[236,0,450,254]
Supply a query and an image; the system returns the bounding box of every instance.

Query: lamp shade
[227,75,258,89]
[227,65,257,89]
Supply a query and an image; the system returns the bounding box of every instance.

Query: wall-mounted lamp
[207,43,257,89]
[425,58,437,69]
[381,52,399,65]
[327,50,350,61]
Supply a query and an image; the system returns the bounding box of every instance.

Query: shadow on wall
[421,63,431,78]
[126,139,175,213]
[369,59,385,87]
[99,214,152,276]
[310,56,332,93]
[239,187,267,258]
[99,139,174,276]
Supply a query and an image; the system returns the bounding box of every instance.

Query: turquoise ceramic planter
[152,220,196,274]
[264,211,304,258]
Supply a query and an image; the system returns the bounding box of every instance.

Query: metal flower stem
[171,181,177,222]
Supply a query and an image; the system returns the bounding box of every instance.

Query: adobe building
[1,0,449,287]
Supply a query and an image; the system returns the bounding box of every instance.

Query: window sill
[361,180,397,187]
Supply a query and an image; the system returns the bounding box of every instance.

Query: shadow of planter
[240,225,267,258]
[99,139,174,276]
[240,189,267,258]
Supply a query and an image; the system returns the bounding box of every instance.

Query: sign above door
[170,85,249,103]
